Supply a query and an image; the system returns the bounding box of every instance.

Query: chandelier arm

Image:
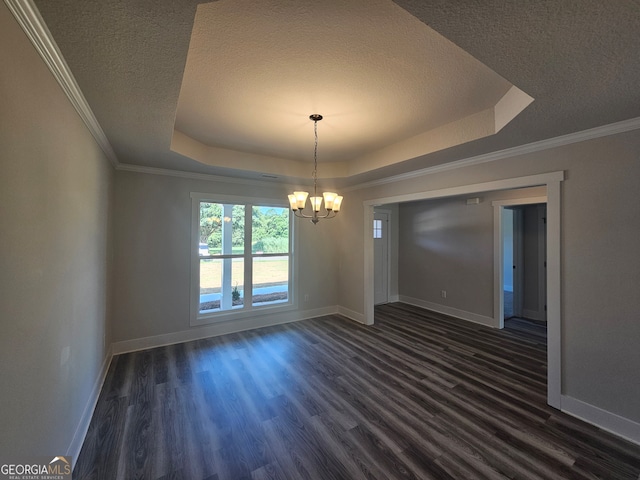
[314,210,336,220]
[294,207,336,222]
[288,114,341,224]
[293,210,313,219]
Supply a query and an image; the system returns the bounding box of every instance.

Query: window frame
[373,219,383,239]
[190,192,296,326]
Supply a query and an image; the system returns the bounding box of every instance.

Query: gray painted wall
[112,170,339,343]
[0,3,113,459]
[396,188,544,318]
[3,0,640,455]
[522,204,545,320]
[337,130,640,423]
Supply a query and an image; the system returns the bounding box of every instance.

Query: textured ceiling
[173,0,528,178]
[32,0,640,186]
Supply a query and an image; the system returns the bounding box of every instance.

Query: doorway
[373,210,390,305]
[503,204,548,322]
[364,171,563,409]
[502,207,523,320]
[495,199,547,327]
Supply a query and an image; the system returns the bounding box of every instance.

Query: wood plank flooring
[74,303,640,479]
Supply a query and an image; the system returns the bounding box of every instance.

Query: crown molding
[6,0,640,182]
[119,115,640,190]
[347,115,640,192]
[5,0,119,167]
[116,163,309,190]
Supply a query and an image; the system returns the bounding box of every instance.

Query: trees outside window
[192,195,292,323]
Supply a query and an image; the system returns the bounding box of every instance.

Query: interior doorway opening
[502,207,524,320]
[373,210,391,305]
[494,198,548,328]
[363,171,563,408]
[503,204,547,323]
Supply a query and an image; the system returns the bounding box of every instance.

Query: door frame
[373,209,392,305]
[492,197,547,328]
[363,171,563,409]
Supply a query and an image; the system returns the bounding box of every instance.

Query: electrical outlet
[441,290,447,299]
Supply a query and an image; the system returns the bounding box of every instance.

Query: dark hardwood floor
[74,303,640,479]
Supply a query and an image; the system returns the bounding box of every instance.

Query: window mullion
[244,204,253,310]
[193,196,291,324]
[220,204,234,310]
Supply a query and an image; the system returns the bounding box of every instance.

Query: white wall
[112,169,340,345]
[337,129,640,425]
[0,3,113,460]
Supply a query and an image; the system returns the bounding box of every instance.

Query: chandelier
[288,114,343,224]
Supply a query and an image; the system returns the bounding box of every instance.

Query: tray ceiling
[28,0,640,186]
[172,0,531,179]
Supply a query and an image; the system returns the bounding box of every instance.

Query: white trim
[545,179,562,409]
[388,294,400,303]
[362,171,564,206]
[120,119,638,192]
[337,305,366,324]
[105,114,639,190]
[5,0,119,167]
[363,205,375,325]
[192,303,297,327]
[190,191,289,206]
[492,196,548,329]
[373,208,392,305]
[7,0,640,187]
[364,171,564,409]
[561,395,640,447]
[189,193,294,327]
[399,296,497,328]
[493,205,505,328]
[119,163,308,189]
[67,346,113,469]
[349,116,640,192]
[491,196,548,207]
[111,306,338,355]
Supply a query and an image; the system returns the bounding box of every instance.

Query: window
[191,193,293,325]
[373,219,382,239]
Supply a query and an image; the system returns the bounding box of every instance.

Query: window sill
[190,302,296,327]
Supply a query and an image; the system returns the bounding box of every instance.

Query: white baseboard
[70,306,345,465]
[111,306,339,355]
[388,294,400,303]
[561,395,640,446]
[398,295,498,328]
[68,345,113,468]
[337,305,366,324]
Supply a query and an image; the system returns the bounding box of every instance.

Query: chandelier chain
[312,118,318,197]
[288,113,342,224]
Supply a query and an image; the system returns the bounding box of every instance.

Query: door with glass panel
[373,211,389,305]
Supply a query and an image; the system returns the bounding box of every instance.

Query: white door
[374,211,389,305]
